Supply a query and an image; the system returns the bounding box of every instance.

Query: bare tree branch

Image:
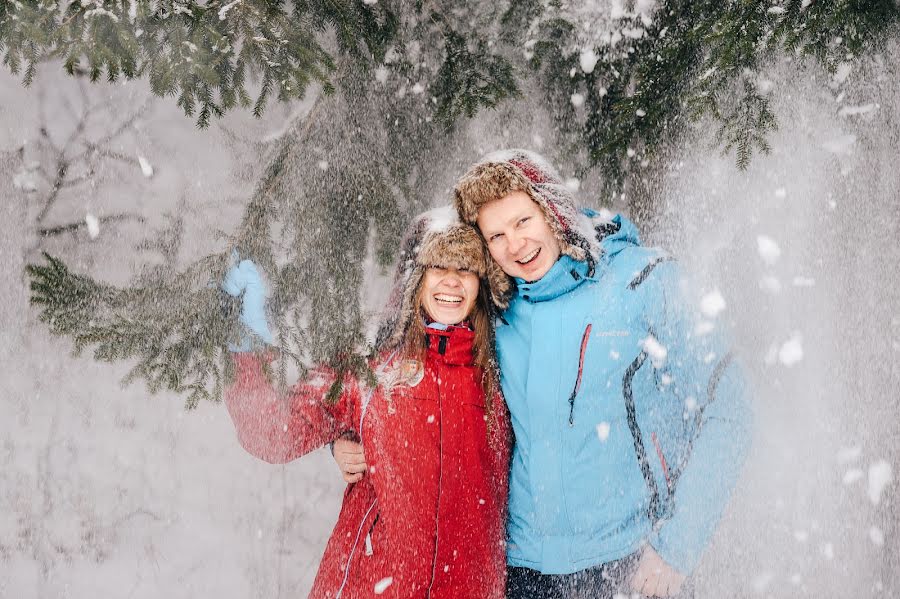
[38,213,145,238]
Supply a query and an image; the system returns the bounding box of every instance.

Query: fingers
[343,471,364,484]
[342,460,368,474]
[628,551,685,597]
[333,440,366,464]
[629,549,659,597]
[332,438,368,483]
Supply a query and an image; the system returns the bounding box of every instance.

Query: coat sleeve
[224,353,359,464]
[640,260,754,575]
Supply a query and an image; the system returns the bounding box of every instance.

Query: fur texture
[454,149,602,278]
[375,206,511,352]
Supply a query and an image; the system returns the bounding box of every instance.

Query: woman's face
[419,267,480,326]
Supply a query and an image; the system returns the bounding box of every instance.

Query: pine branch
[0,1,355,126]
[516,0,900,188]
[26,252,239,409]
[430,16,520,124]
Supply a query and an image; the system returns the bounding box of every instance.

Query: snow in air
[138,155,154,178]
[85,213,100,239]
[756,235,782,265]
[597,422,610,442]
[374,577,393,594]
[640,335,667,368]
[777,333,804,366]
[699,289,726,318]
[867,460,893,505]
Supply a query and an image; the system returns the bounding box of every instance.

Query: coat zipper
[568,324,593,426]
[425,361,445,598]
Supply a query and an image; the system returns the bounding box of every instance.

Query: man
[335,149,752,598]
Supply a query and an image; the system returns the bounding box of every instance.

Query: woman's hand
[629,545,686,597]
[222,251,273,350]
[333,437,367,484]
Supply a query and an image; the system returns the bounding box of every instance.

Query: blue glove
[222,251,274,351]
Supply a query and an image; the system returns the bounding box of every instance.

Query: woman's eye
[489,233,503,242]
[517,217,531,227]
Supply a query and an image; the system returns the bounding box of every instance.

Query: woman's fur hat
[374,206,511,351]
[453,149,602,271]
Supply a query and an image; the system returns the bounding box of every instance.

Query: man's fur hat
[374,206,511,351]
[454,149,602,273]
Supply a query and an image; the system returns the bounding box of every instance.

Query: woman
[222,206,513,598]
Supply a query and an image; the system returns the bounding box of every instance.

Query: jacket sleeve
[641,260,754,575]
[224,353,359,464]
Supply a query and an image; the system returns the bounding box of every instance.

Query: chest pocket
[577,311,637,402]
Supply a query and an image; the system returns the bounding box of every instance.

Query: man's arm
[641,260,754,576]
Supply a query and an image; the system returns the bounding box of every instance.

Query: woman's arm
[225,353,358,464]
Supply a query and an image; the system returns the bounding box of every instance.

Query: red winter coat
[225,325,512,598]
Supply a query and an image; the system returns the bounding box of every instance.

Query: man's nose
[507,232,526,254]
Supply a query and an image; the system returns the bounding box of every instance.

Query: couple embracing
[223,150,752,599]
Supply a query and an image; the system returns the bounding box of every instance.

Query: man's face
[476,190,561,282]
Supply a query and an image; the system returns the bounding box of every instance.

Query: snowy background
[1,44,898,599]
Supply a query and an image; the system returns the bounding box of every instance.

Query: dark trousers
[506,555,695,599]
[506,555,636,599]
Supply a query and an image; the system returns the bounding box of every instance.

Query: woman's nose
[442,271,463,286]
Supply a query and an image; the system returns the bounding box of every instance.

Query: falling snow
[700,289,726,318]
[778,334,804,366]
[756,235,782,265]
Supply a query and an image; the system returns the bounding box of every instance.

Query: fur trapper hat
[454,149,602,271]
[374,206,511,351]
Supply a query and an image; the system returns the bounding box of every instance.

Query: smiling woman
[419,267,479,326]
[221,206,514,598]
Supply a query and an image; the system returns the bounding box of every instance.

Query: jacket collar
[425,323,476,366]
[514,255,590,303]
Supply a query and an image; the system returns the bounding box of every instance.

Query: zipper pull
[364,532,373,556]
[567,324,593,428]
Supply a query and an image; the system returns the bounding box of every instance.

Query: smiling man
[451,149,753,599]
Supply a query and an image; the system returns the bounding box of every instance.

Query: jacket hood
[589,211,641,262]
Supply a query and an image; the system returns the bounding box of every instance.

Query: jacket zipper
[425,361,446,597]
[568,324,593,426]
[335,499,378,599]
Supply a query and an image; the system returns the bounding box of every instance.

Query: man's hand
[333,437,367,484]
[629,545,686,597]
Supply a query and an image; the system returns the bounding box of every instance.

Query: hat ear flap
[485,254,513,310]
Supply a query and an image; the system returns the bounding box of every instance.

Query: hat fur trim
[375,209,512,352]
[454,157,594,266]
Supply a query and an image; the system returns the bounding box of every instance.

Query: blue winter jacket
[497,214,752,576]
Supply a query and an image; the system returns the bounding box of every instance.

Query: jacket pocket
[363,513,380,557]
[336,499,379,598]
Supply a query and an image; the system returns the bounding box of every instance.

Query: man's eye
[489,233,503,242]
[517,217,531,227]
